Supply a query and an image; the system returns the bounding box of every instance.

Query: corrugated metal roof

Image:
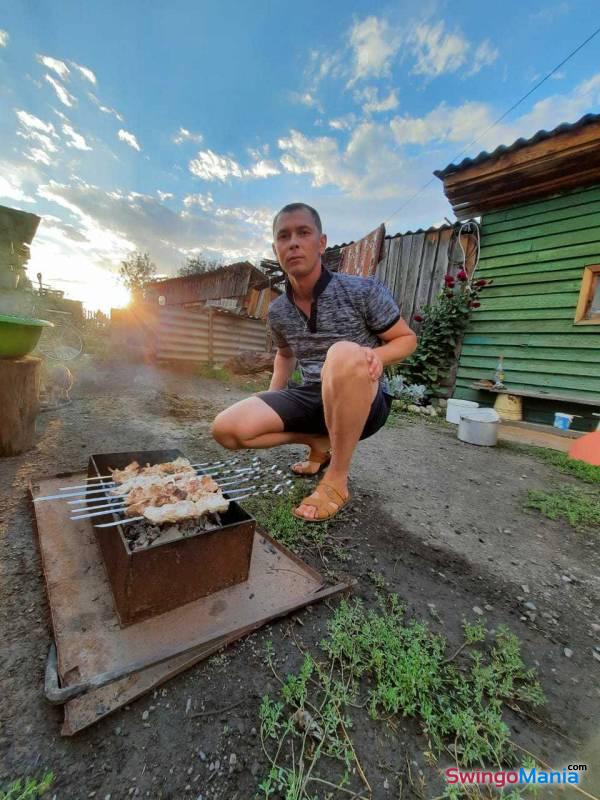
[434,112,600,179]
[330,223,456,250]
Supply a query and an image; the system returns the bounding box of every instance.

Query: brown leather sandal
[292,481,349,522]
[290,448,331,476]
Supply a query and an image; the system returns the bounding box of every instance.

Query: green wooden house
[435,113,600,429]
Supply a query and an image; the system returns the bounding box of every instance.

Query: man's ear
[319,233,327,254]
[272,242,278,260]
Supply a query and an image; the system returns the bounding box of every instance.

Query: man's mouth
[288,255,303,264]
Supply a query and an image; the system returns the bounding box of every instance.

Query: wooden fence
[375,226,476,328]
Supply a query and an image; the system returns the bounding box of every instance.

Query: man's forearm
[269,352,297,390]
[375,333,417,367]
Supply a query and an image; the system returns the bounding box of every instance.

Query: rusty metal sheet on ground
[31,474,353,735]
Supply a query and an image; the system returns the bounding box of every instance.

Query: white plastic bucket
[458,408,500,447]
[554,412,574,430]
[446,398,478,424]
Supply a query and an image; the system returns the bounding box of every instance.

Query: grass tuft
[244,482,330,551]
[0,774,54,800]
[257,597,545,797]
[526,486,600,530]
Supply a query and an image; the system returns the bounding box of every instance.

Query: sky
[1,0,600,312]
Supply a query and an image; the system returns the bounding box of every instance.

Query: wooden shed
[435,113,600,427]
[144,261,280,321]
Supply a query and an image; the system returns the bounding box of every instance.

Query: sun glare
[28,245,131,315]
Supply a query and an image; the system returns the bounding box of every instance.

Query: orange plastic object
[568,431,600,466]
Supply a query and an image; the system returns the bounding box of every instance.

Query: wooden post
[0,356,41,456]
[207,308,214,368]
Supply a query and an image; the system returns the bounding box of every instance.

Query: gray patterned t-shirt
[268,268,401,389]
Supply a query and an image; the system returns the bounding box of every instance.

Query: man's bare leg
[295,342,377,520]
[211,397,328,453]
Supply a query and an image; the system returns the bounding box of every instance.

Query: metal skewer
[66,460,269,507]
[92,480,293,528]
[69,467,284,515]
[35,459,261,503]
[58,457,241,491]
[71,485,256,521]
[69,475,266,520]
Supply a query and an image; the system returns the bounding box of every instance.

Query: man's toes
[296,503,316,519]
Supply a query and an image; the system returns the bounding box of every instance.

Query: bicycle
[32,306,84,361]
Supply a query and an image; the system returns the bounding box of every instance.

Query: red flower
[457,270,468,282]
[470,301,481,308]
[444,274,455,285]
[413,314,423,322]
[475,279,487,287]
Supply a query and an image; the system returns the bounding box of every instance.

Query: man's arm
[269,346,297,390]
[364,318,417,381]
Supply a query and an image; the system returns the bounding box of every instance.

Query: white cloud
[100,104,123,121]
[328,114,357,131]
[63,124,92,151]
[390,101,494,146]
[247,159,280,178]
[157,190,174,202]
[26,148,53,166]
[530,3,570,23]
[410,22,466,77]
[15,110,59,165]
[37,54,70,80]
[0,29,8,47]
[16,110,57,135]
[305,49,343,92]
[389,72,600,155]
[0,161,37,203]
[469,40,499,76]
[118,129,141,151]
[189,149,243,181]
[410,22,498,78]
[88,92,125,121]
[347,16,401,84]
[356,87,399,114]
[278,129,360,194]
[188,149,280,182]
[183,193,214,210]
[70,61,97,84]
[35,178,274,287]
[45,74,76,106]
[289,91,323,112]
[173,127,203,145]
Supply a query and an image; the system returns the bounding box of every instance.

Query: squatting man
[211,203,417,522]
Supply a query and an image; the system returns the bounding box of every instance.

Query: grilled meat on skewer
[143,493,229,525]
[123,474,222,518]
[110,457,195,486]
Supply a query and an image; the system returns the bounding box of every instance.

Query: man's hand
[362,347,383,382]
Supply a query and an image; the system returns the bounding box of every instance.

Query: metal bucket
[458,408,500,447]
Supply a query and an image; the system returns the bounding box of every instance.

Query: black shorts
[257,382,393,440]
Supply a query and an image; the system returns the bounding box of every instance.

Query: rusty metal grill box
[87,449,255,626]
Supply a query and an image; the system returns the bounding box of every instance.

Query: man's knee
[323,341,368,380]
[210,412,242,450]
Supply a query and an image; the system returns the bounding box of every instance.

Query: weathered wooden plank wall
[453,184,600,405]
[375,227,459,328]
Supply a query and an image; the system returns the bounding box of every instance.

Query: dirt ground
[0,357,598,799]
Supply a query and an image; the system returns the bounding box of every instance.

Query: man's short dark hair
[273,203,322,235]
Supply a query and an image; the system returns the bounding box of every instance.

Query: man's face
[272,209,327,279]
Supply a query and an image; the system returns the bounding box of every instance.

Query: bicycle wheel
[36,321,84,360]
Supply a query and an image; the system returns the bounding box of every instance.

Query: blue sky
[1,0,599,311]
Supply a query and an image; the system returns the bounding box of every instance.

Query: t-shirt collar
[284,266,332,304]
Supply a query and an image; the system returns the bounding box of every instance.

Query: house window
[574,265,600,325]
